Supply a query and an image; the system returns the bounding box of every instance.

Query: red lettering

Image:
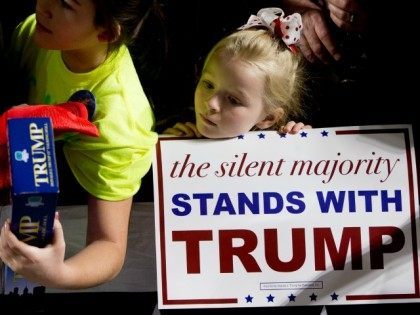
[314,227,362,270]
[265,228,306,272]
[172,230,213,273]
[369,226,405,269]
[169,154,210,178]
[219,229,261,273]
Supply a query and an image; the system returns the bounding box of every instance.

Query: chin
[33,33,51,49]
[197,125,217,139]
[34,33,63,50]
[197,121,242,139]
[198,127,236,139]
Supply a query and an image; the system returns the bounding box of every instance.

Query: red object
[0,102,99,190]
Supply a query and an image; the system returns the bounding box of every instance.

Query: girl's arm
[0,196,132,289]
[62,196,132,288]
[163,122,202,138]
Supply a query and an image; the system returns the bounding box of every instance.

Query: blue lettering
[381,190,402,212]
[172,193,192,216]
[263,192,283,214]
[214,193,236,215]
[238,192,259,214]
[286,191,305,214]
[192,193,214,215]
[317,191,346,213]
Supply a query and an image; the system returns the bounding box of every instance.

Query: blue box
[8,118,59,248]
[1,118,58,295]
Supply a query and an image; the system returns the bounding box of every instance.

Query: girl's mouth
[36,20,52,34]
[200,114,216,126]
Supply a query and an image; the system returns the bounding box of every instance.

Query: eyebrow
[73,0,82,6]
[234,88,250,102]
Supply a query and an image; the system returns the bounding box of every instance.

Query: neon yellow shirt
[12,15,157,200]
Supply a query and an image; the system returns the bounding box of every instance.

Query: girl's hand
[0,213,68,287]
[280,121,312,134]
[163,122,202,138]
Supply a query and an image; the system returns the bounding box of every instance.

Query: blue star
[245,294,253,303]
[330,292,339,300]
[288,294,296,302]
[266,294,275,302]
[279,132,287,138]
[309,293,317,301]
[258,133,265,139]
[237,135,244,139]
[300,131,308,137]
[321,130,329,137]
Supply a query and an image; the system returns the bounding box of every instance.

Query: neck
[61,43,109,73]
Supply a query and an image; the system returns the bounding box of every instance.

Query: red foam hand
[0,102,99,190]
[0,102,99,145]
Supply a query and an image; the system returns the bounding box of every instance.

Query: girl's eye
[202,80,214,90]
[60,0,73,10]
[227,95,241,106]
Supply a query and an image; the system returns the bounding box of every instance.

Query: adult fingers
[303,10,340,63]
[298,35,316,63]
[327,0,367,32]
[312,14,341,61]
[328,3,353,31]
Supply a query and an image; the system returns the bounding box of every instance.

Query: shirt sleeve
[63,91,157,201]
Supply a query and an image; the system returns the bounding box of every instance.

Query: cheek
[194,90,202,110]
[224,108,255,124]
[195,88,210,110]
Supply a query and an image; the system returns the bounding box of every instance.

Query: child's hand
[163,122,203,138]
[280,121,312,134]
[0,214,68,288]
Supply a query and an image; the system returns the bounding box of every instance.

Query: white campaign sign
[153,125,420,309]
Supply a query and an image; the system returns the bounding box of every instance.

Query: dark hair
[92,0,155,51]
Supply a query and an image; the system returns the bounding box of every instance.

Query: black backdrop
[1,1,419,314]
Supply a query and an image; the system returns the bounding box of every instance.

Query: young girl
[164,8,309,138]
[0,0,157,289]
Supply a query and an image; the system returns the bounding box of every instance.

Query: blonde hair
[204,28,307,130]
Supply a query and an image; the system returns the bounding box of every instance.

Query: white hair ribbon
[238,7,303,52]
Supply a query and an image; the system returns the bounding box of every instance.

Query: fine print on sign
[153,125,419,309]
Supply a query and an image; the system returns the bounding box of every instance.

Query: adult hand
[325,0,368,32]
[299,9,341,63]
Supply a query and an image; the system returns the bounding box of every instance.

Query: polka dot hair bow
[238,7,303,53]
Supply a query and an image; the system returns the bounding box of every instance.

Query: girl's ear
[98,24,121,43]
[255,107,284,130]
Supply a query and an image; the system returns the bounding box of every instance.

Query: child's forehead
[201,56,266,98]
[205,53,262,77]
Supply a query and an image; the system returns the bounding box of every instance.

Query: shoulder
[99,46,150,112]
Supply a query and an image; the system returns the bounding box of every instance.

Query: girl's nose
[207,94,220,113]
[36,0,53,19]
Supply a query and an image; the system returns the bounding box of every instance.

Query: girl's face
[34,0,103,51]
[194,53,270,139]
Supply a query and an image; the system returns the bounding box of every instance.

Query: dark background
[1,0,419,314]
